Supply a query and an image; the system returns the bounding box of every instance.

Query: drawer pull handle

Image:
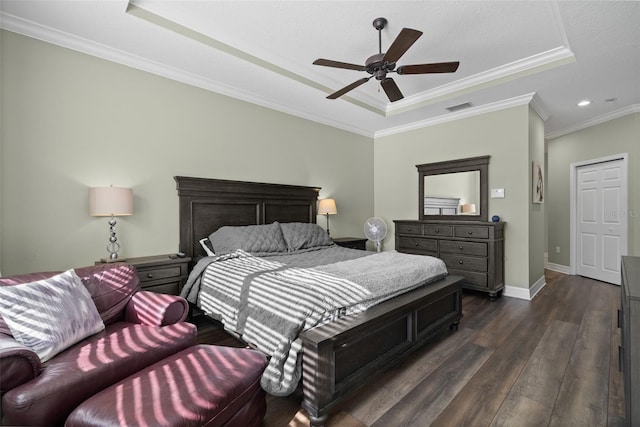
[435,229,440,233]
[340,342,349,349]
[459,246,464,250]
[415,242,419,246]
[619,345,623,372]
[468,231,473,235]
[147,273,154,279]
[458,260,464,265]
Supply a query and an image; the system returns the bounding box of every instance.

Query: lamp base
[104,216,123,262]
[325,213,330,236]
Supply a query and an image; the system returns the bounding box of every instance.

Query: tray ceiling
[1,1,638,138]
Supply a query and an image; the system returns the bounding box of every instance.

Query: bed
[175,176,463,427]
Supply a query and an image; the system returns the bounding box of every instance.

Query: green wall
[373,105,538,290]
[5,28,628,294]
[0,31,373,275]
[528,107,546,286]
[547,112,640,267]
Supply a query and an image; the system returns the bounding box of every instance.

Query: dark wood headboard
[174,176,321,259]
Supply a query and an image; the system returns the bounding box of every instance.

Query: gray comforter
[181,248,447,396]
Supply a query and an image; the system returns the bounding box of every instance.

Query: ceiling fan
[313,17,460,102]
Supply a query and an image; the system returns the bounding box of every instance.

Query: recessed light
[578,100,591,107]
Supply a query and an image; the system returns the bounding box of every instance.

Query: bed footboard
[300,275,463,426]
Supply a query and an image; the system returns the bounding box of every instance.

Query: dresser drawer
[447,268,489,288]
[397,224,423,235]
[440,240,488,257]
[424,225,453,237]
[136,265,183,283]
[141,282,180,295]
[454,226,490,239]
[441,255,488,273]
[398,236,437,253]
[394,220,504,299]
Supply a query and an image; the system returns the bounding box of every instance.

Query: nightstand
[96,254,191,295]
[332,237,368,250]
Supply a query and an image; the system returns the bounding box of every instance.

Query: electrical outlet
[555,246,561,254]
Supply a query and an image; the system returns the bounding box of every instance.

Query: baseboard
[503,275,546,301]
[529,275,546,299]
[546,262,571,274]
[503,285,531,300]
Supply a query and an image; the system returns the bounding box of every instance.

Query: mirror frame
[417,155,490,222]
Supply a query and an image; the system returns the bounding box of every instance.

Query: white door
[576,158,627,284]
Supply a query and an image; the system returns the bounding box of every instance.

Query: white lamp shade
[318,198,337,215]
[89,187,133,216]
[461,203,477,214]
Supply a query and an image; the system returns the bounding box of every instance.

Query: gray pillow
[0,269,105,362]
[279,222,334,251]
[209,222,288,255]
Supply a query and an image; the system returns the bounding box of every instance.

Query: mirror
[417,156,489,222]
[424,171,480,215]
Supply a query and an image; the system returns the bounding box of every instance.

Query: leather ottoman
[65,345,268,427]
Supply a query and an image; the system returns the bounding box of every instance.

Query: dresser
[620,256,640,426]
[394,220,505,300]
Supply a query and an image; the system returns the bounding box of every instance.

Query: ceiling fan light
[313,19,459,101]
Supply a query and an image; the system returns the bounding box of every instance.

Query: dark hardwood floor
[193,270,625,426]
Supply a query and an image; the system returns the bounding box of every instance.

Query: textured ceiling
[1,1,638,139]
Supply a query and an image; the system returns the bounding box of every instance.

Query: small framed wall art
[533,160,544,203]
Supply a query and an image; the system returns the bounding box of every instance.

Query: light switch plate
[491,188,505,198]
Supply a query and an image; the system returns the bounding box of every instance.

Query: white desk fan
[364,217,388,252]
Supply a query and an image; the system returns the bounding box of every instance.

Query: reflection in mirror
[424,171,480,216]
[417,155,489,222]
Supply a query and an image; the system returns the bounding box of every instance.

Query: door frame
[569,153,628,277]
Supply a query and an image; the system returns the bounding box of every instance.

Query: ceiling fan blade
[396,61,460,75]
[381,78,404,102]
[313,59,367,71]
[383,28,423,63]
[327,77,371,99]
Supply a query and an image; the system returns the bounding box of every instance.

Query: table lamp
[318,198,337,236]
[89,186,133,261]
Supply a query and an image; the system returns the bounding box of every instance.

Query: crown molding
[530,93,550,121]
[386,46,574,116]
[125,3,386,116]
[374,93,536,139]
[5,9,631,143]
[0,11,375,138]
[545,104,640,140]
[127,2,569,120]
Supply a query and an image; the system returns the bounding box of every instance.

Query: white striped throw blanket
[182,249,447,395]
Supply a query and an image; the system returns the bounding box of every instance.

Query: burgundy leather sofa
[0,263,197,426]
[65,344,268,427]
